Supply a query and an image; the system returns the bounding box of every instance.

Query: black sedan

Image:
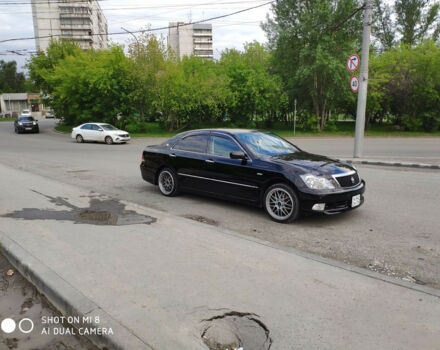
[14,116,39,134]
[140,129,365,223]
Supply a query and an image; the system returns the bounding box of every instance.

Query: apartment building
[31,0,108,51]
[168,22,213,59]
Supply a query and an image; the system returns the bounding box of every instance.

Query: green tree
[127,32,167,121]
[368,41,440,131]
[374,0,440,49]
[263,0,363,130]
[0,60,26,93]
[27,40,83,95]
[395,0,440,46]
[28,42,135,125]
[156,56,229,131]
[373,0,395,49]
[219,42,287,127]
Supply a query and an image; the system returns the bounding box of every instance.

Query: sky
[0,0,274,71]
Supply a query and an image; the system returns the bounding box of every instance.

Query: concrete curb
[0,231,154,350]
[340,159,440,170]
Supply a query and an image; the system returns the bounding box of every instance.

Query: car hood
[270,152,354,175]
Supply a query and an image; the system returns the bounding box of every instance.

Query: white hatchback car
[21,109,31,116]
[71,123,131,144]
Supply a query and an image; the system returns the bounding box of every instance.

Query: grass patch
[54,121,440,138]
[0,118,16,122]
[55,125,73,133]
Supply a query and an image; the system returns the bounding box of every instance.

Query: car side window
[173,135,208,153]
[209,136,242,158]
[91,124,100,131]
[81,124,91,130]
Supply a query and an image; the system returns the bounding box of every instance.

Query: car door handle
[205,159,215,164]
[169,153,177,158]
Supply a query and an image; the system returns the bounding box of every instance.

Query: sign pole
[354,0,372,158]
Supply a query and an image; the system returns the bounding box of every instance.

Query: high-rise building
[168,22,213,59]
[31,0,108,51]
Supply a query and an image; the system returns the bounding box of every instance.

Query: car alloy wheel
[105,136,113,145]
[264,183,300,223]
[158,168,178,197]
[76,135,84,143]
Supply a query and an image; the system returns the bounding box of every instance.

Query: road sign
[347,54,360,72]
[350,75,360,93]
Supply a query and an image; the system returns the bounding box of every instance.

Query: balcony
[60,34,93,42]
[193,32,212,37]
[60,13,91,19]
[194,39,212,44]
[60,23,91,30]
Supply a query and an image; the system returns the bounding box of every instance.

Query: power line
[0,0,276,44]
[0,0,268,13]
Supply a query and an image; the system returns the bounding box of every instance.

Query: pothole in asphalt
[201,312,272,350]
[1,191,156,226]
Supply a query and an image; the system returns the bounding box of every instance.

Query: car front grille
[119,134,129,138]
[335,172,360,188]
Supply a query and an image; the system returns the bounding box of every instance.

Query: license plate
[352,194,361,207]
[25,128,32,130]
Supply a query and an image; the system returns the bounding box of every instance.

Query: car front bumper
[299,180,365,214]
[113,136,131,143]
[17,125,39,132]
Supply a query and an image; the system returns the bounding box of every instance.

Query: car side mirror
[98,128,103,132]
[230,151,247,160]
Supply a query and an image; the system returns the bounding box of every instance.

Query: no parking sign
[347,54,360,72]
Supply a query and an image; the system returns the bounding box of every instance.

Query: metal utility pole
[353,0,372,158]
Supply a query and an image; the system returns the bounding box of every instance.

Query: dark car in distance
[140,129,365,223]
[14,116,39,134]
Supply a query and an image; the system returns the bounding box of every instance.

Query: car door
[204,134,262,203]
[89,124,103,141]
[168,133,212,193]
[79,124,93,140]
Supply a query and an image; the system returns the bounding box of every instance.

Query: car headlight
[300,174,335,190]
[33,121,37,125]
[18,122,23,125]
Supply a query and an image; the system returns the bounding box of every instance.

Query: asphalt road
[1,120,439,288]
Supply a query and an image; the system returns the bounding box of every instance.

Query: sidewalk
[0,163,439,350]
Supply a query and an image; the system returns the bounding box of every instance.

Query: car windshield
[100,124,118,131]
[18,116,34,121]
[235,131,299,157]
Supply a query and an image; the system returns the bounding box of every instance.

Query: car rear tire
[157,168,179,197]
[76,134,84,143]
[264,183,300,223]
[105,136,113,145]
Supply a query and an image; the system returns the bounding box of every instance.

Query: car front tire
[157,168,179,197]
[264,183,300,223]
[105,136,113,145]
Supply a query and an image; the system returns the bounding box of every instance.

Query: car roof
[180,128,258,137]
